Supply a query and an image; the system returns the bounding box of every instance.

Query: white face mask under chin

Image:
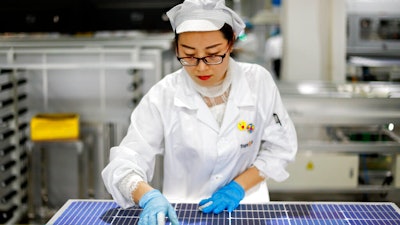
[192,68,232,101]
[202,86,230,108]
[191,71,232,127]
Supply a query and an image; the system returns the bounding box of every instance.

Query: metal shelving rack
[0,69,29,225]
[0,34,175,223]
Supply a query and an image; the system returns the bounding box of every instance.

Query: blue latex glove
[198,181,245,214]
[138,189,179,225]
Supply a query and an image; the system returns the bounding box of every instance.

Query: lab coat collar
[174,68,220,132]
[228,58,255,108]
[220,58,255,134]
[173,68,201,110]
[173,58,255,132]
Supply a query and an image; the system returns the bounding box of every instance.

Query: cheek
[215,67,226,77]
[215,62,229,78]
[183,67,196,78]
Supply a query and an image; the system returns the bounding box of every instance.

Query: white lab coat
[102,58,297,208]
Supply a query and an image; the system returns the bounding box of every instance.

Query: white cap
[166,0,245,37]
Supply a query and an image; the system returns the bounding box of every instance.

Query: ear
[228,41,235,53]
[229,35,237,51]
[174,33,180,56]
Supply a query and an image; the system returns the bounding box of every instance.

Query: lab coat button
[214,175,222,180]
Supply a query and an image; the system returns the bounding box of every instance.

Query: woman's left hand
[198,180,245,214]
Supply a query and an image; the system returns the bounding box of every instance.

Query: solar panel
[48,200,400,225]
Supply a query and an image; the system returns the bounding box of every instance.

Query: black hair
[220,23,235,44]
[174,23,235,48]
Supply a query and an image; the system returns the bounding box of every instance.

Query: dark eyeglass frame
[176,50,229,66]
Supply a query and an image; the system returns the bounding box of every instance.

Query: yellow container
[30,113,79,141]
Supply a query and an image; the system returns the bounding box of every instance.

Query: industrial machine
[346,0,400,81]
[270,81,400,204]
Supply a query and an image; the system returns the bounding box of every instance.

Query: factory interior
[0,0,400,224]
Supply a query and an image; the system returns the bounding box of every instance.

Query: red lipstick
[198,75,211,80]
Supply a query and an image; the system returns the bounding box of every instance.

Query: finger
[227,203,236,213]
[149,212,157,225]
[201,201,216,214]
[138,215,148,225]
[213,204,226,214]
[198,201,213,212]
[157,212,166,225]
[199,198,211,206]
[167,206,179,225]
[213,206,225,214]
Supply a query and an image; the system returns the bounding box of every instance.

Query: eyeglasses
[177,50,228,66]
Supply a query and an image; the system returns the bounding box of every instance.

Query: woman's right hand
[138,189,179,225]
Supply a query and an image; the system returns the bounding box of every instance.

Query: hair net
[166,0,246,37]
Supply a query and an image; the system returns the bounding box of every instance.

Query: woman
[102,0,297,224]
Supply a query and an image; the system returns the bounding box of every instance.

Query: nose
[196,59,209,71]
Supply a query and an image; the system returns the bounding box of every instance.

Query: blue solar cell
[49,201,400,225]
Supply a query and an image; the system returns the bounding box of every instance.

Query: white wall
[281,0,346,82]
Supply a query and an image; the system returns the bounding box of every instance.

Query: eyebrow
[180,43,223,50]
